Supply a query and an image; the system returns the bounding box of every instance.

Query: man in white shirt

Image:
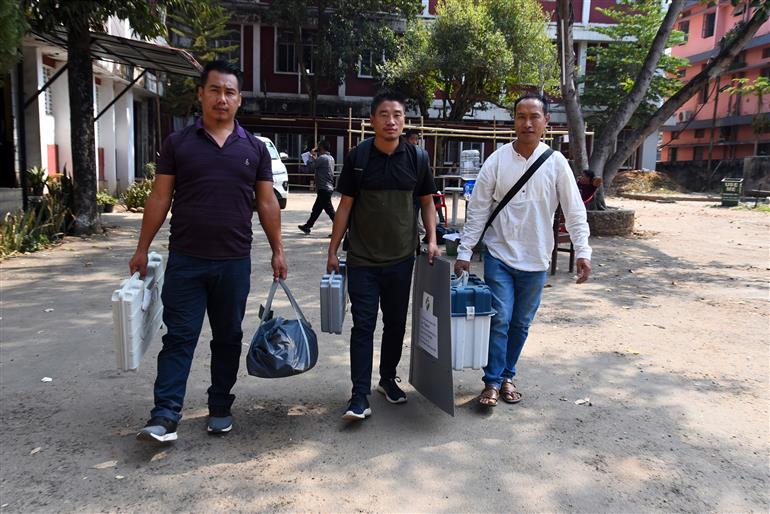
[454,93,592,407]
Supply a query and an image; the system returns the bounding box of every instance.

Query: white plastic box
[112,252,165,371]
[319,260,347,334]
[450,273,494,371]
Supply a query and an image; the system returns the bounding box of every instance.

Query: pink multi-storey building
[661,0,770,162]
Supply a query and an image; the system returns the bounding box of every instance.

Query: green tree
[23,0,188,235]
[557,0,768,209]
[378,20,437,118]
[165,1,238,117]
[0,0,27,76]
[581,0,688,134]
[382,0,556,121]
[726,75,770,156]
[264,0,421,118]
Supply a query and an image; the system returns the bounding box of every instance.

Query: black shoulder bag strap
[478,148,553,241]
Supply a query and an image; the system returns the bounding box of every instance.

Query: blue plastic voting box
[450,272,494,370]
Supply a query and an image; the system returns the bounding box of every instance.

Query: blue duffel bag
[247,279,318,378]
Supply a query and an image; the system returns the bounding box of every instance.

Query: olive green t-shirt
[337,140,436,267]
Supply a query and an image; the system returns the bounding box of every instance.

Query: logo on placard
[244,158,250,166]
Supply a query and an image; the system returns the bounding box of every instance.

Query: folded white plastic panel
[112,252,165,371]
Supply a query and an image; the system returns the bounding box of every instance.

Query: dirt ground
[1,193,768,513]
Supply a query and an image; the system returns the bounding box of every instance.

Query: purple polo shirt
[156,119,273,259]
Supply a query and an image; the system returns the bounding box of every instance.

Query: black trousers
[305,190,335,227]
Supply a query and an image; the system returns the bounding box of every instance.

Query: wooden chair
[550,205,575,275]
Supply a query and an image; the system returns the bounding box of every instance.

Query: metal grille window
[42,65,54,115]
[276,31,296,73]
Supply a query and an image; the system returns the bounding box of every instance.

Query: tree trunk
[556,0,588,173]
[588,0,685,179]
[602,2,770,186]
[67,21,99,235]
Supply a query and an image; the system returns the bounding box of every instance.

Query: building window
[733,3,746,16]
[358,50,381,78]
[276,31,316,74]
[720,126,735,141]
[276,31,296,73]
[762,67,770,79]
[702,12,716,38]
[42,65,54,115]
[693,146,704,160]
[669,147,678,162]
[302,42,316,74]
[763,47,770,59]
[695,128,705,138]
[758,143,770,156]
[678,21,689,43]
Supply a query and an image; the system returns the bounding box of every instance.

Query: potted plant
[96,190,118,213]
[26,166,48,198]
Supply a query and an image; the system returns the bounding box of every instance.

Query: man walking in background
[298,139,336,234]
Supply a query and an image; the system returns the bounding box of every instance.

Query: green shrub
[122,178,154,209]
[96,190,118,206]
[0,195,70,258]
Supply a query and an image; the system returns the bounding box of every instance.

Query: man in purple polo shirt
[129,61,287,444]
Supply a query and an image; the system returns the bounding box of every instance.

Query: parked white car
[256,135,289,209]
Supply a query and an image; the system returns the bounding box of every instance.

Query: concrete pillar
[50,62,70,175]
[114,87,134,191]
[253,25,260,94]
[640,132,658,171]
[22,46,42,169]
[98,78,117,192]
[581,0,591,24]
[336,135,344,164]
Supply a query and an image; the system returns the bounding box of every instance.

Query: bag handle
[257,280,312,348]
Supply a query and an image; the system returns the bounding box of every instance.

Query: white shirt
[457,141,592,271]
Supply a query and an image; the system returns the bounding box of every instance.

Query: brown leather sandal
[479,384,499,406]
[501,379,522,404]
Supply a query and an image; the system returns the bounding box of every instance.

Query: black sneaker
[376,377,407,404]
[207,406,233,435]
[137,417,178,444]
[342,395,371,421]
[298,224,311,234]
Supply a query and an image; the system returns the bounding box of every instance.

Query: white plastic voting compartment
[112,252,165,371]
[450,315,492,370]
[319,261,347,334]
[450,272,495,371]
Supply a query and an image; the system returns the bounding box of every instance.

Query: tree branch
[603,1,770,183]
[589,0,685,173]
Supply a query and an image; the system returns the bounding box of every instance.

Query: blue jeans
[347,257,415,397]
[151,251,251,423]
[482,252,547,388]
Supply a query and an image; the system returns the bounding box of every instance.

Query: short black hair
[200,60,243,91]
[514,93,549,115]
[404,129,418,138]
[317,139,331,152]
[371,89,406,115]
[582,169,596,180]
